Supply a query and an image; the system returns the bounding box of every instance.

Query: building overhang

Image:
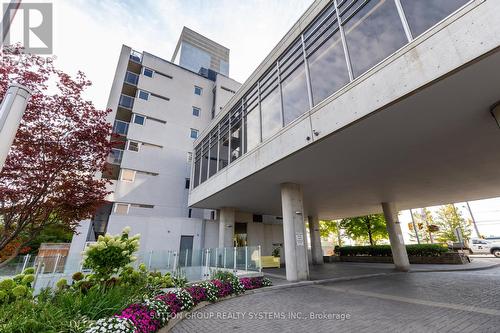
[189,0,500,219]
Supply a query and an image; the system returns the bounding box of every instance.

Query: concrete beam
[281,183,309,281]
[382,202,410,272]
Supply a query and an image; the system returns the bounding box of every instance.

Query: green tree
[434,204,472,243]
[319,220,342,246]
[340,214,388,245]
[410,208,435,244]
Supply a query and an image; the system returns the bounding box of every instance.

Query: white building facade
[68,29,240,264]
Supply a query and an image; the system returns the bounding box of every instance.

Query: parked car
[469,238,500,257]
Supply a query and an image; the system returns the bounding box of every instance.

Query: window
[194,86,203,95]
[305,4,350,106]
[208,130,218,177]
[400,0,469,38]
[138,90,149,100]
[185,178,190,189]
[133,114,145,125]
[187,152,193,163]
[190,129,199,139]
[188,209,192,218]
[342,0,407,78]
[260,87,282,140]
[192,107,201,117]
[210,210,215,220]
[280,41,309,125]
[114,203,129,215]
[127,141,140,152]
[120,169,136,182]
[143,68,154,78]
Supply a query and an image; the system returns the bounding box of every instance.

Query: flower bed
[85,276,272,333]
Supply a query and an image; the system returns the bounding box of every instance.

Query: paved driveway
[173,266,500,333]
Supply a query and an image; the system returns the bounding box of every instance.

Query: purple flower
[117,303,160,333]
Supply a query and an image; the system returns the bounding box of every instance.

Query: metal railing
[113,120,129,136]
[107,148,124,165]
[124,71,139,86]
[119,94,134,110]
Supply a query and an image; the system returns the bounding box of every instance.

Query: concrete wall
[189,0,500,209]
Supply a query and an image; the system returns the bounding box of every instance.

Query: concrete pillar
[218,207,235,248]
[0,83,32,171]
[308,216,323,265]
[281,183,309,281]
[382,202,410,272]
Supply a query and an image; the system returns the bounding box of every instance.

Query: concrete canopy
[191,47,500,219]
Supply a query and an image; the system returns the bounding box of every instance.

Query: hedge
[337,244,448,257]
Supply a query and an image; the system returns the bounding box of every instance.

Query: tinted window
[194,86,203,95]
[138,90,149,100]
[133,115,145,125]
[260,88,282,140]
[190,129,199,139]
[281,58,309,125]
[343,0,407,78]
[143,68,154,78]
[192,107,200,117]
[400,0,469,37]
[308,30,349,105]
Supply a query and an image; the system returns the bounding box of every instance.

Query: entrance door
[179,235,194,267]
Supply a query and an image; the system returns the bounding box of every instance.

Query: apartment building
[67,28,240,264]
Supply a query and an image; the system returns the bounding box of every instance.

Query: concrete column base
[281,183,309,281]
[308,216,323,265]
[382,202,410,272]
[218,207,235,248]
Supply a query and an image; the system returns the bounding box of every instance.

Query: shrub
[72,272,84,281]
[85,317,135,333]
[12,285,27,298]
[56,278,68,291]
[142,298,170,326]
[117,303,160,333]
[194,281,218,302]
[0,279,15,291]
[83,227,140,281]
[22,268,35,275]
[240,276,272,290]
[337,244,449,257]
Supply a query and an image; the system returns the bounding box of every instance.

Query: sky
[7,0,500,238]
[43,0,314,110]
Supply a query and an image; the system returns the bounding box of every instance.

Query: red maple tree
[0,45,113,266]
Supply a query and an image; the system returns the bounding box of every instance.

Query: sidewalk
[264,257,500,283]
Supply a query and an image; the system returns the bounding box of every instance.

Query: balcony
[129,50,142,64]
[118,94,134,110]
[113,120,129,136]
[107,148,124,165]
[124,71,139,86]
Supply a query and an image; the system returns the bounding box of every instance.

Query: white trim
[114,203,130,215]
[120,169,136,182]
[133,113,146,125]
[143,67,155,78]
[127,140,141,152]
[138,90,150,100]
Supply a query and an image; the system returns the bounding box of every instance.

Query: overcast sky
[46,0,314,109]
[8,0,500,237]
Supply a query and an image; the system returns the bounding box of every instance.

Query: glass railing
[124,71,139,86]
[108,148,123,165]
[113,120,129,136]
[119,94,134,110]
[130,50,143,63]
[1,246,262,294]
